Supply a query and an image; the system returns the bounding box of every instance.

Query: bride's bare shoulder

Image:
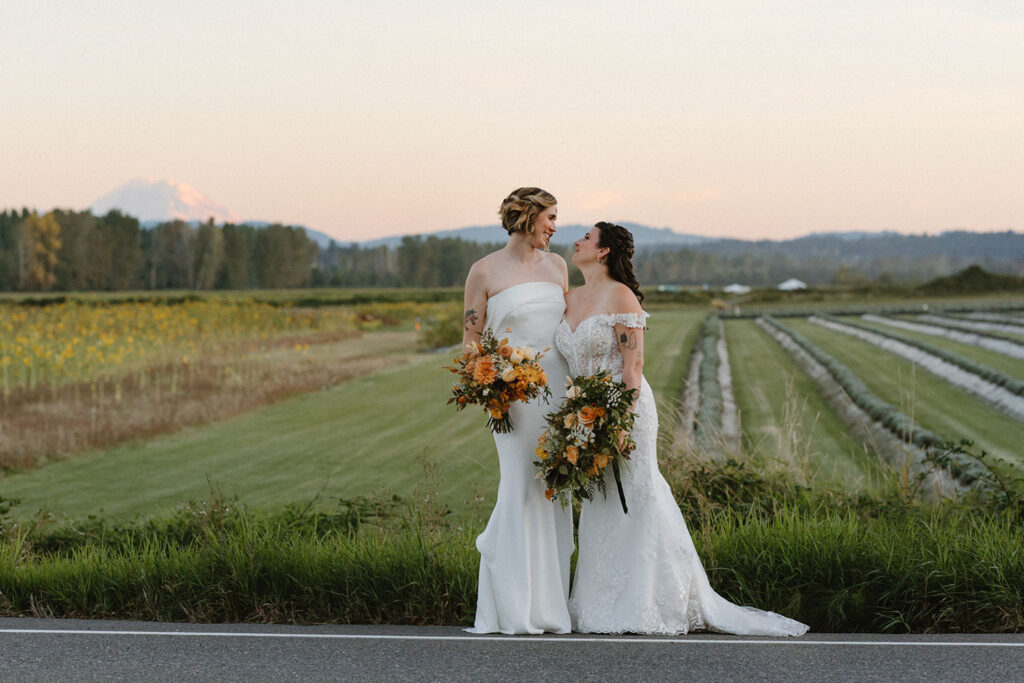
[610,282,644,315]
[466,249,506,282]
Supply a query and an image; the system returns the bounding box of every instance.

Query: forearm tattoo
[464,308,479,332]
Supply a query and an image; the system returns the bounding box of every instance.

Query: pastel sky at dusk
[1,1,1021,243]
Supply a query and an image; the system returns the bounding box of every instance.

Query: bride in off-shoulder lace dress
[559,223,807,636]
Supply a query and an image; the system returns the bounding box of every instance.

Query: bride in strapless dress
[461,188,574,634]
[561,223,808,636]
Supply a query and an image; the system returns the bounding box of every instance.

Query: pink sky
[1,1,1021,243]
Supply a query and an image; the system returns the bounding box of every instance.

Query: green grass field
[643,307,707,426]
[1,308,706,522]
[725,320,887,491]
[788,319,1024,477]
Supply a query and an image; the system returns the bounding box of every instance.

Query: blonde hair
[498,187,556,236]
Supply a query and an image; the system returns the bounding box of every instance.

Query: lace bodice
[555,312,649,379]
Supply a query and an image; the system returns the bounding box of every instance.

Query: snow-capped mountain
[89,179,336,247]
[91,178,240,224]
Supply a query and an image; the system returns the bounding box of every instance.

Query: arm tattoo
[464,308,479,331]
[619,330,639,351]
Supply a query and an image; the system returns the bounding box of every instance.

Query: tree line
[0,209,317,291]
[2,207,1020,292]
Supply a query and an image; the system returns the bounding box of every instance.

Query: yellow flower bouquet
[535,372,637,513]
[445,328,550,433]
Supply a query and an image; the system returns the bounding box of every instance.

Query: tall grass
[3,454,1023,632]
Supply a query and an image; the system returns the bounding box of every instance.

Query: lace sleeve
[607,311,649,329]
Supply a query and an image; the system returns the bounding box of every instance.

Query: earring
[597,257,606,265]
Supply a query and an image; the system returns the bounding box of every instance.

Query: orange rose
[594,452,610,469]
[578,406,601,427]
[497,345,513,359]
[473,356,497,385]
[565,445,579,464]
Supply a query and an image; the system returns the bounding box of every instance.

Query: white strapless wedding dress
[467,282,575,634]
[556,311,808,636]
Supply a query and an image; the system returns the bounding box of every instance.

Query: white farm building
[723,283,751,294]
[777,278,808,291]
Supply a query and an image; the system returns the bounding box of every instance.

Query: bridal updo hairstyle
[499,187,557,236]
[596,221,645,304]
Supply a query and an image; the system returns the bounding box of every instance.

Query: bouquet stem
[488,415,514,433]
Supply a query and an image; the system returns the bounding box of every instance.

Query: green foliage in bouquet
[535,372,638,512]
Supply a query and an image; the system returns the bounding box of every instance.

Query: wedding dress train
[556,311,808,636]
[467,282,575,634]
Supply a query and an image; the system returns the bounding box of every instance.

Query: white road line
[0,629,1022,647]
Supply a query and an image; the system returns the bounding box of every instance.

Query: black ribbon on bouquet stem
[611,459,628,515]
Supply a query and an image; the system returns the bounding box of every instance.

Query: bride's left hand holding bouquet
[445,328,551,433]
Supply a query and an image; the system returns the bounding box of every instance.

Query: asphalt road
[2,618,1022,682]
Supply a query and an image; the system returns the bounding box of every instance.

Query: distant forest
[1,208,1022,292]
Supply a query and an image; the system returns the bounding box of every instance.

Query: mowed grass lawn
[788,319,1024,478]
[1,308,705,521]
[725,320,887,492]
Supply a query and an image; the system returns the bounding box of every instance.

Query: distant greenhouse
[777,278,808,291]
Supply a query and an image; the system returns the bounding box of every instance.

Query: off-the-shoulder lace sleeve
[607,311,649,329]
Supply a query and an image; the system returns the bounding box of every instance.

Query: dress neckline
[562,314,605,335]
[487,280,563,301]
[562,311,649,334]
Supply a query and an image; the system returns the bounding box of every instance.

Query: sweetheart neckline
[561,312,646,335]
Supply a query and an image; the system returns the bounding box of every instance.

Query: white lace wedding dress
[467,282,575,634]
[556,311,808,636]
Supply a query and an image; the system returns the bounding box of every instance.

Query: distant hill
[918,265,1024,295]
[356,223,716,250]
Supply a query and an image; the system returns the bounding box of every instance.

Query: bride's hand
[616,428,630,453]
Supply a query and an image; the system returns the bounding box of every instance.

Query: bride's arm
[461,262,488,350]
[614,321,645,412]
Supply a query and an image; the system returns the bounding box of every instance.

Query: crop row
[759,316,981,484]
[914,314,1024,344]
[863,314,1024,361]
[819,315,1024,398]
[694,314,723,444]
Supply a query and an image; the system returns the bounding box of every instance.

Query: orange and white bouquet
[535,372,637,513]
[445,328,550,433]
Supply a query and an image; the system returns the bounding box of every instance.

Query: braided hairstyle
[595,222,644,304]
[498,187,556,236]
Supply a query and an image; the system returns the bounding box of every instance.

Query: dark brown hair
[498,187,556,235]
[595,221,644,304]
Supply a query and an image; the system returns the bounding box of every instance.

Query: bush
[419,304,463,349]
